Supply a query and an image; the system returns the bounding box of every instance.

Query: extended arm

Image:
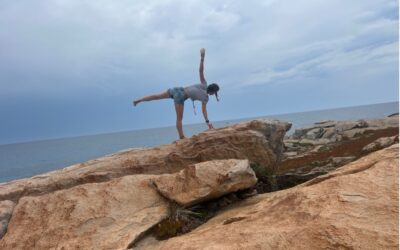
[199,48,206,84]
[202,102,214,129]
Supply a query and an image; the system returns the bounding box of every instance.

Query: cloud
[0,0,397,95]
[234,0,398,86]
[245,40,398,86]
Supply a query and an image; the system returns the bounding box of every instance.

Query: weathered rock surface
[362,135,399,153]
[280,115,399,181]
[153,159,257,206]
[291,116,398,141]
[0,201,14,239]
[0,175,169,250]
[0,119,290,203]
[155,144,399,250]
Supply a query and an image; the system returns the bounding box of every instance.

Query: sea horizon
[1,100,398,147]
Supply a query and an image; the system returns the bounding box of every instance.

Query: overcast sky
[0,0,398,144]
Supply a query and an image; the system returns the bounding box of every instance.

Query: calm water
[0,102,398,183]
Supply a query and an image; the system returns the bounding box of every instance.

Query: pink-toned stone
[0,175,169,250]
[154,159,257,206]
[157,144,399,250]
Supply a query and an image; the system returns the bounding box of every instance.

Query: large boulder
[154,144,399,250]
[153,159,257,206]
[0,119,291,203]
[304,127,324,140]
[0,175,169,250]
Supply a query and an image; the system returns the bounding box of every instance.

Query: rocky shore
[0,115,398,249]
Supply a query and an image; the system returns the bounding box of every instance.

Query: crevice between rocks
[128,162,281,248]
[129,188,258,249]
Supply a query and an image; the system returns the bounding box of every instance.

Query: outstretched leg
[174,103,185,139]
[133,91,170,106]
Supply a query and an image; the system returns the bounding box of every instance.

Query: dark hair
[207,83,220,101]
[207,83,219,94]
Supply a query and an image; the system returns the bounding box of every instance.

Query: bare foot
[133,100,140,106]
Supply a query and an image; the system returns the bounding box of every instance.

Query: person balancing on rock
[133,48,220,139]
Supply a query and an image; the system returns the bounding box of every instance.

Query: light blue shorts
[167,87,187,105]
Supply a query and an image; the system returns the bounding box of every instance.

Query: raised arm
[199,48,206,84]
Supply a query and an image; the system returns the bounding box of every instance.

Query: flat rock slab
[0,175,169,250]
[154,159,257,206]
[156,144,399,250]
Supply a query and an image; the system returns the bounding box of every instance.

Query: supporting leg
[174,103,185,139]
[133,91,170,106]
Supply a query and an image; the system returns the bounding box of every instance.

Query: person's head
[207,83,220,101]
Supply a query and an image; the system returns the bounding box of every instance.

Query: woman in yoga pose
[133,48,220,139]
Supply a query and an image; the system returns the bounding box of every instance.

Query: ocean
[0,102,398,183]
